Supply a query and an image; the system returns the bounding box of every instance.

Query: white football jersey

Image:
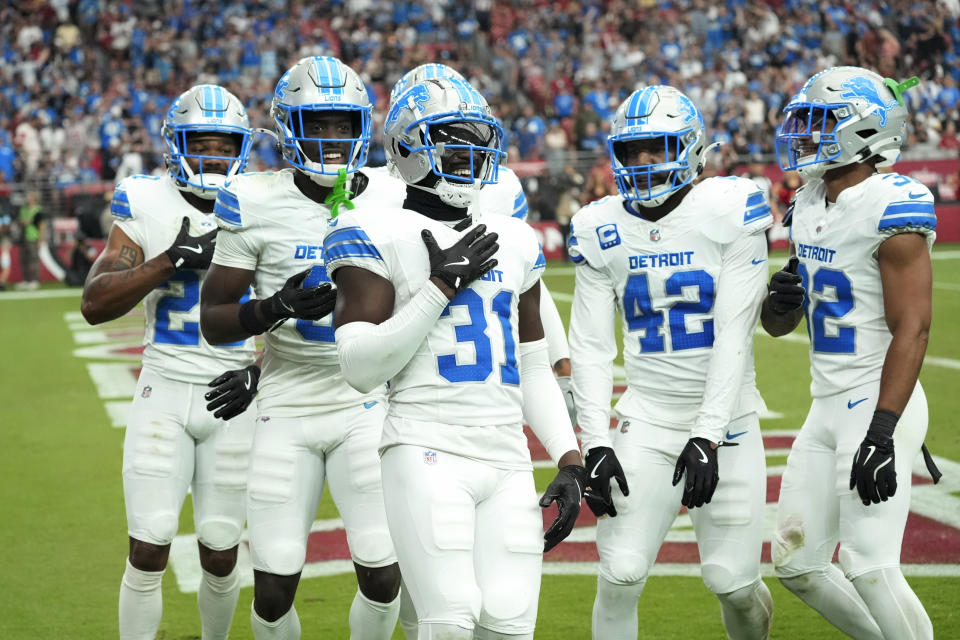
[789,172,936,397]
[473,166,529,221]
[324,207,545,468]
[568,177,771,446]
[110,174,255,384]
[211,168,406,416]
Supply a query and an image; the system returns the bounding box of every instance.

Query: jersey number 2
[155,271,247,347]
[796,264,855,353]
[437,289,519,384]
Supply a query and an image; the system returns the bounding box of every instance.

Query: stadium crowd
[0,0,958,201]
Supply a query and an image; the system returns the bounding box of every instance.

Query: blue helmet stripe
[635,86,657,122]
[327,57,343,96]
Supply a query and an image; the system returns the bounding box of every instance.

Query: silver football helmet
[271,56,372,186]
[389,63,466,107]
[162,85,252,199]
[384,77,505,208]
[608,85,708,207]
[776,66,910,179]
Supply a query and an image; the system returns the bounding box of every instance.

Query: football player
[388,63,577,428]
[81,84,258,640]
[326,77,585,640]
[764,66,936,640]
[199,57,405,639]
[568,86,774,640]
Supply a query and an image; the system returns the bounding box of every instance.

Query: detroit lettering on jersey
[294,244,324,260]
[628,251,695,270]
[796,243,836,263]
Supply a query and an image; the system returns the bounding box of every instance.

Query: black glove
[205,364,260,420]
[422,224,499,294]
[850,409,898,505]
[584,446,630,517]
[264,268,337,323]
[766,257,805,315]
[165,216,217,270]
[672,437,719,509]
[540,464,586,552]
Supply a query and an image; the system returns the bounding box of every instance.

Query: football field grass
[1,248,958,638]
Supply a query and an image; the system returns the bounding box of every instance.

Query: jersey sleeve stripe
[881,201,936,218]
[110,200,132,219]
[743,203,771,224]
[745,191,766,208]
[878,213,937,231]
[324,242,383,261]
[570,253,585,264]
[323,227,383,261]
[533,248,546,270]
[325,226,374,245]
[113,189,130,205]
[512,192,529,219]
[214,199,242,226]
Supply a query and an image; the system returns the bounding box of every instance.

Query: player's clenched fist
[766,257,805,315]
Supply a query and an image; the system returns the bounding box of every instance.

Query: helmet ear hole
[857,129,878,139]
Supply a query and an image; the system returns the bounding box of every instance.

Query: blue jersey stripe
[325,226,375,246]
[881,201,936,218]
[110,201,132,219]
[217,187,240,211]
[533,248,546,270]
[744,204,771,224]
[745,191,766,208]
[113,189,130,205]
[878,214,937,231]
[570,253,585,264]
[325,242,383,261]
[214,200,242,226]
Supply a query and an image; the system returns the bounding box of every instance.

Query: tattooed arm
[81,225,176,325]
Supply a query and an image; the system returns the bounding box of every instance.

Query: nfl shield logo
[620,420,631,433]
[141,385,152,398]
[816,224,823,234]
[423,450,438,465]
[650,229,661,242]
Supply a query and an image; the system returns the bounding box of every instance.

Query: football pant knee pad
[196,517,242,551]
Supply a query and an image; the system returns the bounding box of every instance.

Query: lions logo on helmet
[389,63,466,107]
[384,77,505,209]
[776,66,910,179]
[162,85,253,199]
[271,56,372,186]
[608,85,708,207]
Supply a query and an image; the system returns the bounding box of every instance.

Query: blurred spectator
[0,226,10,291]
[0,0,956,192]
[65,231,96,286]
[17,190,44,290]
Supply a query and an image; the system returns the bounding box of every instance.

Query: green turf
[1,244,958,638]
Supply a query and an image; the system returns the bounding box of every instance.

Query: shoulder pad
[568,197,620,266]
[876,174,936,234]
[697,177,772,242]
